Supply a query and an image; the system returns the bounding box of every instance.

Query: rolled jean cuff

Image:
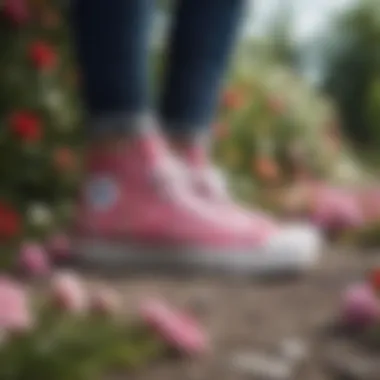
[87,112,155,137]
[159,118,211,139]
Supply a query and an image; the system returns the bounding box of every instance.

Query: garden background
[3,0,380,260]
[1,0,380,379]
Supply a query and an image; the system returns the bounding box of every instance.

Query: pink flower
[0,276,32,332]
[46,233,71,259]
[91,287,121,316]
[342,283,380,328]
[140,299,209,356]
[19,243,50,276]
[50,271,88,314]
[311,187,363,231]
[360,188,380,222]
[3,0,29,25]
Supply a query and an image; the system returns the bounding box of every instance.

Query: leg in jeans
[71,0,153,135]
[160,0,244,138]
[159,0,269,213]
[69,0,263,271]
[159,0,323,268]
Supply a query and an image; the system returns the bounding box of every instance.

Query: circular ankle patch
[85,177,119,211]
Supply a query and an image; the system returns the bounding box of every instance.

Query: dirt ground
[83,248,380,380]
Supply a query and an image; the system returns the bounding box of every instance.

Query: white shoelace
[194,166,230,200]
[192,165,278,229]
[148,157,243,231]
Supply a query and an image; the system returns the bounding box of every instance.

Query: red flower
[3,0,29,25]
[9,111,42,142]
[29,41,57,71]
[54,147,76,171]
[0,203,21,240]
[213,121,229,139]
[267,96,286,115]
[40,9,61,29]
[370,269,380,292]
[254,156,279,182]
[222,89,245,110]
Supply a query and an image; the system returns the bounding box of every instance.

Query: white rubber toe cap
[262,223,323,272]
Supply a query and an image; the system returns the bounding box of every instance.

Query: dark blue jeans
[71,0,245,136]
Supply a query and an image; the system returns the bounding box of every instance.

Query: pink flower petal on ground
[50,271,88,314]
[0,276,33,332]
[46,233,71,260]
[19,243,50,276]
[311,187,363,230]
[342,282,380,328]
[360,188,380,223]
[140,299,209,356]
[91,287,121,316]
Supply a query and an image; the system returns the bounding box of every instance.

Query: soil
[82,247,380,380]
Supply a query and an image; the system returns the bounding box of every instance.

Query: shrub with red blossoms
[0,203,21,241]
[9,111,42,142]
[0,1,81,268]
[29,40,58,71]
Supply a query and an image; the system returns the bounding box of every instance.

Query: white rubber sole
[74,224,323,276]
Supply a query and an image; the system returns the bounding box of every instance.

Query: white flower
[333,158,361,184]
[256,137,275,155]
[46,89,62,109]
[27,203,53,227]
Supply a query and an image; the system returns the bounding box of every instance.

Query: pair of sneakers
[73,128,323,275]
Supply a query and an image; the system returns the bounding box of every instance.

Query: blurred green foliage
[213,50,365,203]
[323,0,380,150]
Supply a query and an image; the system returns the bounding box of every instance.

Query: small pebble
[230,351,293,380]
[190,293,213,315]
[325,348,377,380]
[279,338,309,362]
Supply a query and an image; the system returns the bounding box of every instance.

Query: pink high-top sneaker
[177,144,323,269]
[73,130,320,275]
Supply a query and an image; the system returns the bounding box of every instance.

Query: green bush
[323,0,380,150]
[0,1,81,263]
[213,58,365,204]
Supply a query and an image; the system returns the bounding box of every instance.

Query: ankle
[86,130,170,171]
[88,135,130,155]
[169,135,210,168]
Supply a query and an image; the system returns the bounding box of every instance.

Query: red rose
[9,111,42,142]
[29,41,57,71]
[0,203,21,240]
[3,0,29,25]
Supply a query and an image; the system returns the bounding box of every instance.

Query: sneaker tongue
[134,130,170,165]
[182,144,208,168]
